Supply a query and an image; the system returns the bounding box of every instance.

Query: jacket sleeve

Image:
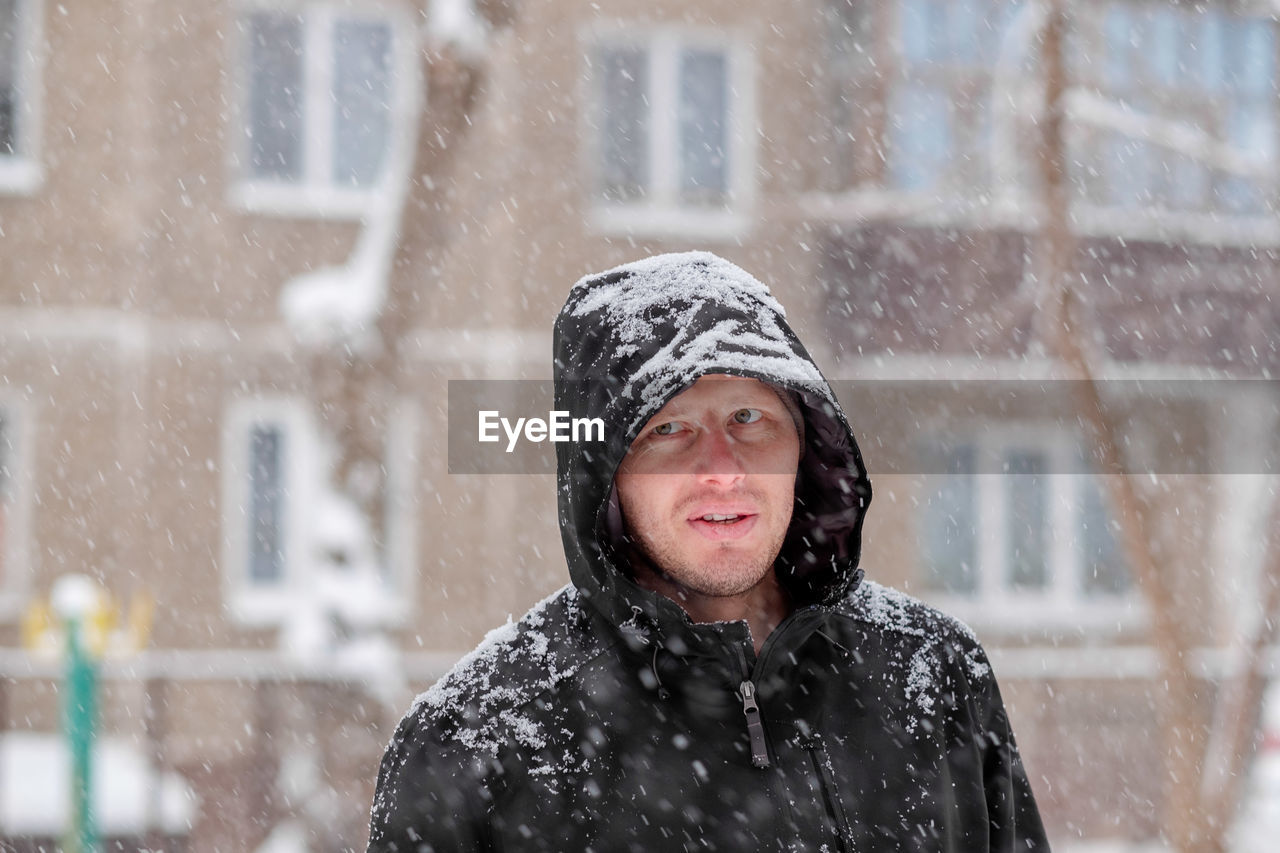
[967,643,1051,852]
[367,706,498,853]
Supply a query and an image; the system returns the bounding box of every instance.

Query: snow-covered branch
[279,480,406,708]
[279,25,427,351]
[1066,88,1274,179]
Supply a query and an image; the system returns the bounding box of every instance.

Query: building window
[234,5,406,217]
[0,408,11,588]
[917,432,1131,621]
[0,402,29,615]
[919,444,978,595]
[598,46,650,203]
[224,400,412,625]
[0,0,20,159]
[829,0,1278,222]
[377,399,419,622]
[588,29,753,237]
[677,48,731,206]
[1080,471,1128,596]
[223,401,312,623]
[1085,3,1276,216]
[885,0,1019,194]
[0,0,41,193]
[248,424,287,585]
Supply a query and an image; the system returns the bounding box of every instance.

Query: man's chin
[628,529,785,599]
[667,555,775,598]
[686,541,770,569]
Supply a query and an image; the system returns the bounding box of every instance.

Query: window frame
[227,0,417,220]
[0,0,45,196]
[221,398,316,625]
[581,23,756,241]
[915,423,1142,631]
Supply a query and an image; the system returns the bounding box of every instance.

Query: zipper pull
[738,680,770,768]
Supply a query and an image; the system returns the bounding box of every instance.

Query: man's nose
[693,428,746,486]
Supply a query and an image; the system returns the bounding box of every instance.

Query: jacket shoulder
[834,579,996,732]
[840,580,983,650]
[398,584,610,758]
[371,587,606,851]
[829,582,1048,843]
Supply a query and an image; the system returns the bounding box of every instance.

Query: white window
[222,400,315,623]
[380,398,419,622]
[223,399,414,626]
[917,428,1134,629]
[0,408,10,589]
[587,28,754,238]
[0,401,29,617]
[232,4,411,218]
[0,0,43,194]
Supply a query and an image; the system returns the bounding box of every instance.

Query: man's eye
[732,408,762,424]
[653,422,683,436]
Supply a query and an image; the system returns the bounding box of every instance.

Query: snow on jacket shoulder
[368,585,618,851]
[368,252,1049,852]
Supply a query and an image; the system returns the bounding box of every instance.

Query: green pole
[64,617,98,853]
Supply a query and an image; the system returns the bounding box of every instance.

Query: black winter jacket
[368,252,1049,852]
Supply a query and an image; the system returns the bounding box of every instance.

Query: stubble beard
[626,508,792,600]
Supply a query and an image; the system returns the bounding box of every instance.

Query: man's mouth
[687,511,759,540]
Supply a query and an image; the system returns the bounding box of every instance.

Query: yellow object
[126,592,155,651]
[85,593,118,658]
[21,600,53,651]
[21,586,155,658]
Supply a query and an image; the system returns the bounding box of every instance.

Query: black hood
[553,251,872,631]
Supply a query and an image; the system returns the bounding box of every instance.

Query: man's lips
[686,510,759,541]
[685,504,758,522]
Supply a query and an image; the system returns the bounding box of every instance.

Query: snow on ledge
[0,732,197,837]
[428,0,488,58]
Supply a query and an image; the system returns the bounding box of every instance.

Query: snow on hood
[565,252,828,435]
[553,251,873,629]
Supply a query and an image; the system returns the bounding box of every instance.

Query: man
[368,252,1048,851]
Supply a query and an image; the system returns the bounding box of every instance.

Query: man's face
[614,375,801,599]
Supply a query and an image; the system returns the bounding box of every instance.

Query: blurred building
[0,0,1277,850]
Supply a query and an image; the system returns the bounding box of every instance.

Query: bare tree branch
[1033,3,1214,848]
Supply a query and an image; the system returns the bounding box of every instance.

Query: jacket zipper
[733,613,810,770]
[803,736,855,853]
[737,679,770,768]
